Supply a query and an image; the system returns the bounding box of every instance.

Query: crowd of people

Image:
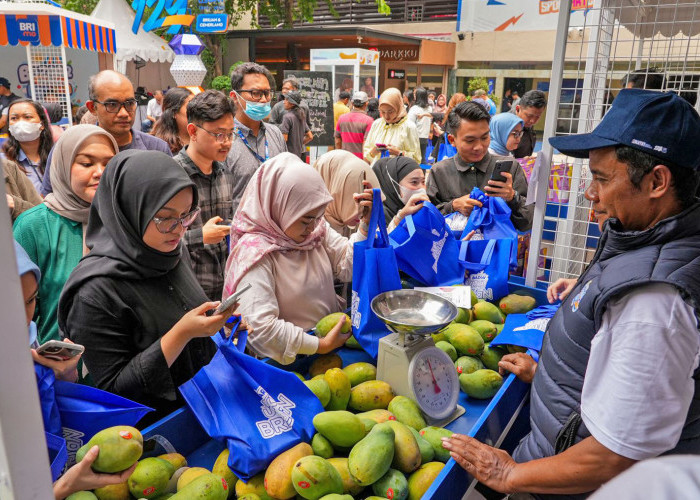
[3,62,700,499]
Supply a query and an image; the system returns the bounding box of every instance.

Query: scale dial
[408,346,460,421]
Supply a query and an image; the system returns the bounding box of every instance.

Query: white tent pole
[634,37,645,70]
[26,45,36,100]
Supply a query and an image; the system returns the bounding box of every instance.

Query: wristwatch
[508,191,521,206]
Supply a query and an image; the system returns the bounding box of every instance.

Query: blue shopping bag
[389,202,464,286]
[35,363,62,436]
[491,304,560,351]
[437,140,457,161]
[462,187,518,268]
[46,431,68,481]
[459,239,512,302]
[351,188,402,358]
[179,323,323,480]
[54,381,153,464]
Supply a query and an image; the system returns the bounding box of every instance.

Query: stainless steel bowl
[371,289,458,336]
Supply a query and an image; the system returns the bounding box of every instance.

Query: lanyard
[235,127,268,164]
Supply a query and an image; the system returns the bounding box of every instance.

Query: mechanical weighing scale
[372,290,466,427]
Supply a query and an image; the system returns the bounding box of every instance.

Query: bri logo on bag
[514,318,551,332]
[431,230,448,273]
[468,271,493,301]
[255,386,296,439]
[351,291,361,329]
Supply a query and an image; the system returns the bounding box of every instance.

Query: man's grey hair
[282,76,299,90]
[519,90,547,109]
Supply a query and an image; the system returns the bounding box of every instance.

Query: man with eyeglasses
[510,89,547,159]
[427,101,533,231]
[226,62,286,212]
[172,90,234,300]
[40,70,171,195]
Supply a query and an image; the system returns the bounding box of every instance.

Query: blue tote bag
[437,140,457,161]
[389,202,464,287]
[46,431,68,481]
[54,381,153,464]
[351,188,402,358]
[459,239,512,302]
[491,304,560,352]
[179,324,323,480]
[35,363,62,437]
[462,188,518,268]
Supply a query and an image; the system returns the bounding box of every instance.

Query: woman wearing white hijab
[13,124,117,345]
[223,152,376,364]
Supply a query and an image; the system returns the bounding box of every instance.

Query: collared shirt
[40,128,172,195]
[173,147,234,301]
[426,151,534,231]
[225,117,286,212]
[335,109,374,159]
[333,101,350,128]
[17,149,43,194]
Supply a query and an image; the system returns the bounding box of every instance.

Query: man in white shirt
[143,90,163,132]
[442,89,700,499]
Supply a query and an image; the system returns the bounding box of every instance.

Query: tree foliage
[467,76,499,105]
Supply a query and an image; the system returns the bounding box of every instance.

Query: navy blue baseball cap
[549,88,700,170]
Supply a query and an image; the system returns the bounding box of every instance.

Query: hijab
[379,88,407,124]
[433,94,447,114]
[313,150,382,234]
[223,152,334,297]
[489,113,524,156]
[372,156,421,223]
[44,125,118,254]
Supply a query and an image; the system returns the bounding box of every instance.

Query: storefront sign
[380,48,419,61]
[196,14,228,32]
[457,0,592,32]
[15,16,40,44]
[387,69,405,80]
[284,70,334,147]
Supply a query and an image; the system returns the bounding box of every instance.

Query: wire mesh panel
[26,44,73,126]
[526,0,700,286]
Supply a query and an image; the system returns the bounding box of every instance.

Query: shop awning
[0,3,115,53]
[613,0,700,38]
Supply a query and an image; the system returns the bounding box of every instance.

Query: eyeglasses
[194,123,234,144]
[93,99,138,114]
[237,89,274,101]
[152,207,201,234]
[510,130,524,139]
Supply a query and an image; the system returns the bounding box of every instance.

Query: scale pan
[371,289,458,336]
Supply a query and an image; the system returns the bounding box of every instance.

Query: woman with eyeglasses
[2,99,54,194]
[13,125,117,347]
[59,150,242,422]
[222,152,377,365]
[488,112,525,157]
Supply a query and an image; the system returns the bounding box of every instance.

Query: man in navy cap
[442,89,700,498]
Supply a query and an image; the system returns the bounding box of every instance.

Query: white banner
[457,0,594,32]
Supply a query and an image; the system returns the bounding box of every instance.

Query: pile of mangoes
[432,292,537,400]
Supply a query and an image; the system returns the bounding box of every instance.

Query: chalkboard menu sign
[284,70,334,147]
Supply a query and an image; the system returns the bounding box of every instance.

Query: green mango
[128,457,174,499]
[319,495,354,500]
[211,448,238,497]
[387,421,421,474]
[169,473,228,499]
[66,493,98,500]
[507,344,528,354]
[93,481,130,500]
[480,344,507,371]
[459,369,503,399]
[313,411,366,448]
[292,372,306,381]
[372,468,409,500]
[453,307,472,324]
[349,380,394,412]
[158,453,187,471]
[470,289,479,308]
[418,427,453,463]
[407,462,445,500]
[315,312,351,338]
[387,396,426,431]
[324,368,351,411]
[431,330,447,344]
[443,323,484,356]
[312,433,334,459]
[473,301,503,324]
[495,324,504,334]
[360,417,377,433]
[498,294,537,314]
[347,422,395,486]
[408,427,435,464]
[342,362,377,387]
[291,456,343,499]
[327,457,364,496]
[434,341,458,362]
[238,495,261,500]
[309,354,343,378]
[469,320,498,343]
[265,443,313,500]
[356,409,396,424]
[454,356,484,375]
[235,473,272,500]
[76,426,143,473]
[344,335,362,349]
[304,378,332,408]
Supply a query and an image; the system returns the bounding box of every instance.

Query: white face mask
[399,185,426,205]
[9,120,42,142]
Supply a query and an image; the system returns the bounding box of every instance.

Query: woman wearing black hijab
[372,156,429,228]
[59,150,241,423]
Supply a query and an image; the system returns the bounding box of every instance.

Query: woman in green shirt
[13,125,117,344]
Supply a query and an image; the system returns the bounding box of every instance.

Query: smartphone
[214,283,252,315]
[36,340,85,361]
[491,160,511,183]
[376,143,388,150]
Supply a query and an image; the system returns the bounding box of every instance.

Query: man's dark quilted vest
[513,203,700,500]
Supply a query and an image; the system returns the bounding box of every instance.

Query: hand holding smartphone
[214,283,252,315]
[36,340,85,361]
[490,160,511,183]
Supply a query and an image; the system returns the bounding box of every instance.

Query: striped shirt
[335,110,374,159]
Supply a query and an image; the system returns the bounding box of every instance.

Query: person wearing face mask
[488,112,524,157]
[2,99,54,194]
[13,125,118,346]
[363,88,421,166]
[222,153,378,365]
[226,62,287,212]
[372,156,430,229]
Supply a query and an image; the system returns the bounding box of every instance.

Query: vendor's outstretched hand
[53,445,135,500]
[31,339,81,382]
[398,193,430,218]
[441,434,517,494]
[353,180,375,226]
[547,278,577,304]
[498,353,537,384]
[317,316,352,354]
